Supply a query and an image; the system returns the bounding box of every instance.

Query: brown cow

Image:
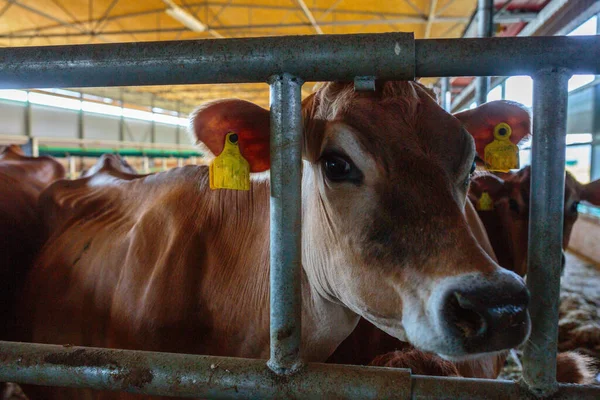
[329,167,599,383]
[18,82,532,399]
[0,145,65,341]
[79,153,139,178]
[468,167,600,277]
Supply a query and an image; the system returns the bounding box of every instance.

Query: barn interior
[0,0,599,398]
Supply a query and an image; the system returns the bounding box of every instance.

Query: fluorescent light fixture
[164,0,206,32]
[0,89,28,102]
[82,101,123,117]
[28,92,82,111]
[122,108,154,121]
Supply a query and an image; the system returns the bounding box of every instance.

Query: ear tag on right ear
[209,132,250,191]
[484,122,519,173]
[477,191,494,211]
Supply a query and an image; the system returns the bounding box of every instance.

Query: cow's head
[469,167,600,277]
[189,81,532,360]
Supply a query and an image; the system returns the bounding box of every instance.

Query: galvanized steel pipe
[475,0,493,106]
[414,35,600,77]
[0,35,600,88]
[0,33,415,88]
[1,341,599,399]
[522,68,572,396]
[267,74,304,375]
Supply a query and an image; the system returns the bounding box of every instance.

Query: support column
[267,73,304,375]
[522,68,571,396]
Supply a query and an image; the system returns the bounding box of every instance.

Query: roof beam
[424,0,439,38]
[0,14,541,40]
[402,0,427,19]
[295,0,323,34]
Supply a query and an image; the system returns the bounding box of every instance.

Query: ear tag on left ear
[209,132,250,191]
[484,122,519,173]
[477,191,494,211]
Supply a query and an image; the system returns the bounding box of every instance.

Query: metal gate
[0,33,599,399]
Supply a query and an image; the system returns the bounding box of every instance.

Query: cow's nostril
[451,292,487,338]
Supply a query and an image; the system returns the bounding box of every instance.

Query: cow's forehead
[309,81,470,175]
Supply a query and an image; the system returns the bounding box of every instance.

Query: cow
[0,145,65,341]
[17,81,533,399]
[79,153,139,178]
[328,167,599,383]
[468,167,600,277]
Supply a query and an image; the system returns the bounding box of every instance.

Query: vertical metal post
[151,95,156,144]
[68,156,76,179]
[440,77,451,111]
[119,92,125,142]
[21,92,37,157]
[78,92,84,140]
[591,74,600,181]
[475,0,493,105]
[267,73,304,375]
[176,101,181,145]
[592,17,600,181]
[142,156,149,173]
[522,68,571,396]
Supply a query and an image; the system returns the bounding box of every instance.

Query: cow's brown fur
[0,145,65,341]
[17,82,535,399]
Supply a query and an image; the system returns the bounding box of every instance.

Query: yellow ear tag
[477,191,494,211]
[209,132,250,191]
[483,122,520,173]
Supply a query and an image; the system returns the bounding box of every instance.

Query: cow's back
[18,165,271,400]
[0,146,65,340]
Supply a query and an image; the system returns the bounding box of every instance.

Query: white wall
[0,99,185,145]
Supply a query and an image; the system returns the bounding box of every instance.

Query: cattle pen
[0,32,599,399]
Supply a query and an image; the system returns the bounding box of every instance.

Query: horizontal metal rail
[0,341,599,399]
[1,32,598,399]
[0,35,599,89]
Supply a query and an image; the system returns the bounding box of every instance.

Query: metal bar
[1,342,599,399]
[415,36,600,77]
[440,77,450,111]
[77,92,84,140]
[268,74,303,375]
[475,0,493,105]
[0,33,415,88]
[1,36,600,89]
[522,68,572,396]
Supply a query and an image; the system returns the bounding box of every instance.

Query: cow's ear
[189,99,271,173]
[470,174,506,200]
[581,178,600,206]
[454,100,531,159]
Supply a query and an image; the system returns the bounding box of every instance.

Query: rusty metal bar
[267,73,304,375]
[1,341,600,399]
[522,68,572,396]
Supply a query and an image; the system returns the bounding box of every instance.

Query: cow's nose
[441,271,530,354]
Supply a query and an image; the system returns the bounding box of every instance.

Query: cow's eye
[569,201,579,214]
[321,152,363,184]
